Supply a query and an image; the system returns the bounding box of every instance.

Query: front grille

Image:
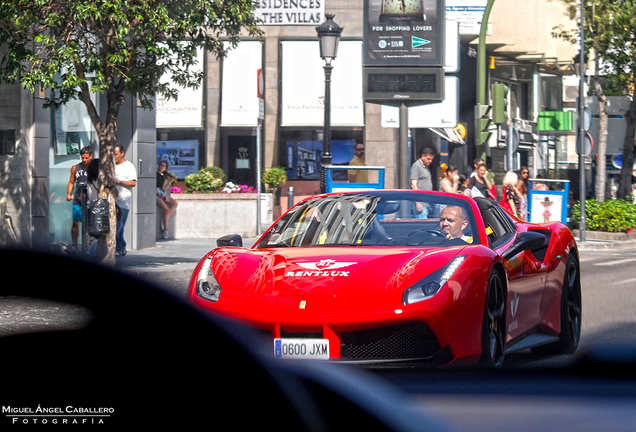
[340,322,441,360]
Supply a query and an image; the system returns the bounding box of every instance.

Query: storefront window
[49,98,98,245]
[281,129,363,181]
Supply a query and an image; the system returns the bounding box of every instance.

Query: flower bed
[160,165,272,239]
[164,193,272,239]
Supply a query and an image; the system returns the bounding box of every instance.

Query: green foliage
[0,0,263,111]
[262,167,287,190]
[552,0,636,199]
[572,199,636,233]
[185,167,227,193]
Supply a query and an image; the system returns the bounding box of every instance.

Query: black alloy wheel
[481,270,506,367]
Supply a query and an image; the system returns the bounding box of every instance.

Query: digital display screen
[367,73,437,93]
[363,67,444,103]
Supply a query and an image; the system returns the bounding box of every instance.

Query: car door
[487,206,548,342]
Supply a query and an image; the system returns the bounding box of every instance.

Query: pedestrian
[440,165,459,193]
[517,167,529,221]
[114,144,137,257]
[457,173,472,197]
[410,147,434,191]
[487,171,498,200]
[533,174,550,191]
[467,162,494,200]
[65,146,93,253]
[501,171,522,219]
[348,143,368,183]
[410,147,435,218]
[86,159,105,205]
[85,159,117,258]
[470,157,484,178]
[157,161,179,239]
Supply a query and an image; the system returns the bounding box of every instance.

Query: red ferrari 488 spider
[188,190,581,367]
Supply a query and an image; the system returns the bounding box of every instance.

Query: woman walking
[502,171,523,220]
[157,161,179,239]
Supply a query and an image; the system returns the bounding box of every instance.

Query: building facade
[0,0,580,249]
[185,0,580,207]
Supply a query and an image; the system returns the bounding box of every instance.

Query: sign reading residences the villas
[254,0,325,25]
[156,47,204,128]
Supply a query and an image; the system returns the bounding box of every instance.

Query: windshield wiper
[259,242,292,248]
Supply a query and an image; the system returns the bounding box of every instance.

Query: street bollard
[288,186,294,210]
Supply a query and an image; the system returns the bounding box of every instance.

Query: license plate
[274,338,330,359]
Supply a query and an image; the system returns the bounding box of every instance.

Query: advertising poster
[156,47,204,128]
[529,193,563,224]
[156,140,200,180]
[286,140,356,181]
[364,0,444,67]
[281,41,364,127]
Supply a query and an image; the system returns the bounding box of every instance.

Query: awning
[429,127,465,145]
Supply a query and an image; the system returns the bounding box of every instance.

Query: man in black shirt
[66,146,93,253]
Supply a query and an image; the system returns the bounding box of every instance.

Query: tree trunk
[94,107,121,267]
[618,84,636,201]
[593,79,608,202]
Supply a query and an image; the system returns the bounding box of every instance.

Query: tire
[532,254,582,355]
[480,270,506,367]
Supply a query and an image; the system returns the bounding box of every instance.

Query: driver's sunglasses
[355,148,365,152]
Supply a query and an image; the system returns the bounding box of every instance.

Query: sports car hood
[209,246,466,298]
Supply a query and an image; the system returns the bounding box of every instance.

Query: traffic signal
[492,83,509,123]
[475,103,492,145]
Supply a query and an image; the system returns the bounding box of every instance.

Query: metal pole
[256,118,262,236]
[507,126,514,171]
[578,0,586,242]
[475,0,496,160]
[399,103,409,189]
[320,62,333,194]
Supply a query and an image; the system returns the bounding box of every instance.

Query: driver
[439,206,471,242]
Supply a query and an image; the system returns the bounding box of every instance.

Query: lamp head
[316,14,343,63]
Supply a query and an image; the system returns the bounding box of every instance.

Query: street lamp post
[578,0,586,242]
[316,14,343,193]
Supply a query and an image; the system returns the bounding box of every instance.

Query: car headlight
[402,256,466,305]
[196,256,222,302]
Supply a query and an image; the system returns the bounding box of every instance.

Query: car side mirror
[217,234,243,247]
[502,231,546,261]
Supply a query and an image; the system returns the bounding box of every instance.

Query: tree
[553,0,636,202]
[0,0,261,264]
[552,0,609,201]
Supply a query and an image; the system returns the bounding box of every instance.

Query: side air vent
[529,229,551,262]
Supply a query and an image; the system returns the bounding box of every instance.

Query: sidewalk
[115,237,259,287]
[115,234,636,287]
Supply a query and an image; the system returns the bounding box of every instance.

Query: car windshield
[256,191,480,248]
